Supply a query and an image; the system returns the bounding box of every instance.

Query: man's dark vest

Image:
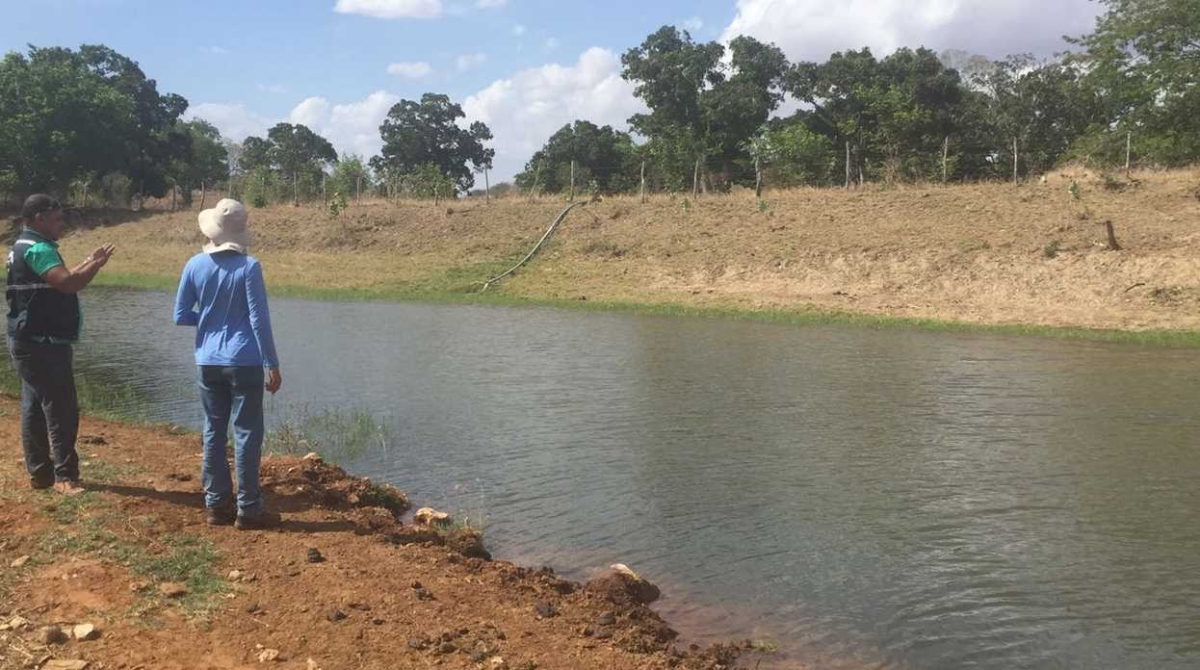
[6,230,80,342]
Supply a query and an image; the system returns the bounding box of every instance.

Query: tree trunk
[198,181,206,210]
[171,186,176,211]
[692,155,701,197]
[293,171,299,206]
[1104,220,1121,251]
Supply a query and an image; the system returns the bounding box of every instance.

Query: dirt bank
[0,399,761,669]
[57,167,1200,336]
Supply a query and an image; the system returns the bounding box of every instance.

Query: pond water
[75,288,1200,669]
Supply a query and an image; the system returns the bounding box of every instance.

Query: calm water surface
[75,288,1200,669]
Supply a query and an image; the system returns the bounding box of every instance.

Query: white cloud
[186,103,273,142]
[463,47,646,182]
[680,16,704,33]
[476,0,506,7]
[512,24,526,36]
[456,52,488,71]
[387,61,433,78]
[334,0,443,19]
[288,91,402,159]
[720,0,1102,62]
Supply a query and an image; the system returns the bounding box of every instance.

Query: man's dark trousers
[7,337,79,485]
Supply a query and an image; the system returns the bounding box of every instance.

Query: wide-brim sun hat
[198,198,252,254]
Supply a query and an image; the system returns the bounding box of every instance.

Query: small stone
[72,623,99,641]
[1,615,29,631]
[302,452,322,462]
[594,628,613,640]
[244,572,258,582]
[228,570,244,581]
[596,612,616,626]
[306,548,325,564]
[414,507,451,526]
[407,635,430,650]
[306,660,320,670]
[409,580,423,590]
[371,618,385,626]
[159,582,188,598]
[43,661,89,670]
[488,658,507,670]
[348,602,371,611]
[414,587,434,601]
[327,608,347,622]
[37,624,68,644]
[438,642,457,654]
[246,603,262,614]
[129,579,151,592]
[257,648,281,662]
[470,650,488,663]
[533,601,557,619]
[9,555,30,568]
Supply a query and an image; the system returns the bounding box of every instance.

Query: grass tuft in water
[265,402,391,463]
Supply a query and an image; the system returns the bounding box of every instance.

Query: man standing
[173,198,281,529]
[6,194,115,495]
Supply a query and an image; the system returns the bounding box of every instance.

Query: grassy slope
[58,167,1200,345]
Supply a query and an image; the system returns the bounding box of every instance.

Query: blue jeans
[198,366,265,516]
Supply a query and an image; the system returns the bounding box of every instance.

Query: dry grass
[59,167,1200,333]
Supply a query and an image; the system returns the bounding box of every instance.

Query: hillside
[59,168,1200,334]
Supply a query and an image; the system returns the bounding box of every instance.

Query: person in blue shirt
[173,198,283,529]
[6,194,115,496]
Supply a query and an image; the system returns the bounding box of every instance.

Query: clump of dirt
[260,453,410,517]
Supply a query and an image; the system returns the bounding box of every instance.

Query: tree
[0,44,189,199]
[328,154,371,201]
[1069,0,1200,165]
[237,124,337,204]
[372,93,493,193]
[514,121,638,194]
[173,120,228,204]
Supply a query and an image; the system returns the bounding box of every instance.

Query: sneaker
[205,503,236,526]
[235,511,281,531]
[52,480,85,496]
[30,477,54,491]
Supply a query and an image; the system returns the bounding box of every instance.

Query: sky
[0,0,1105,182]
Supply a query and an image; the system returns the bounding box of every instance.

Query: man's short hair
[20,194,62,221]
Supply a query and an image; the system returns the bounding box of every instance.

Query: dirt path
[0,399,759,670]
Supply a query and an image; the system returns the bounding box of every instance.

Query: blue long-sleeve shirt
[173,252,280,369]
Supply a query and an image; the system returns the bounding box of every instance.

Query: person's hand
[265,368,282,395]
[88,244,116,267]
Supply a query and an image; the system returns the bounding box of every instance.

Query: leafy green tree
[1069,0,1200,165]
[514,121,638,194]
[372,93,493,193]
[328,154,371,200]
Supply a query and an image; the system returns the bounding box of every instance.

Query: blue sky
[0,0,1102,181]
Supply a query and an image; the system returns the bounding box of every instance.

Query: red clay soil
[0,399,762,670]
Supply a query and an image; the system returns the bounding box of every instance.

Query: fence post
[754,156,763,198]
[942,137,949,184]
[356,175,362,204]
[1012,137,1019,184]
[322,174,327,204]
[640,161,646,203]
[692,155,701,197]
[484,167,490,203]
[293,172,299,206]
[1125,131,1132,177]
[569,160,576,202]
[845,141,851,189]
[198,181,206,211]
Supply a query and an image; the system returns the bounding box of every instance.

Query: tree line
[1,0,1195,207]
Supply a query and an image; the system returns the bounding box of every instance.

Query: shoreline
[0,395,770,669]
[93,271,1200,348]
